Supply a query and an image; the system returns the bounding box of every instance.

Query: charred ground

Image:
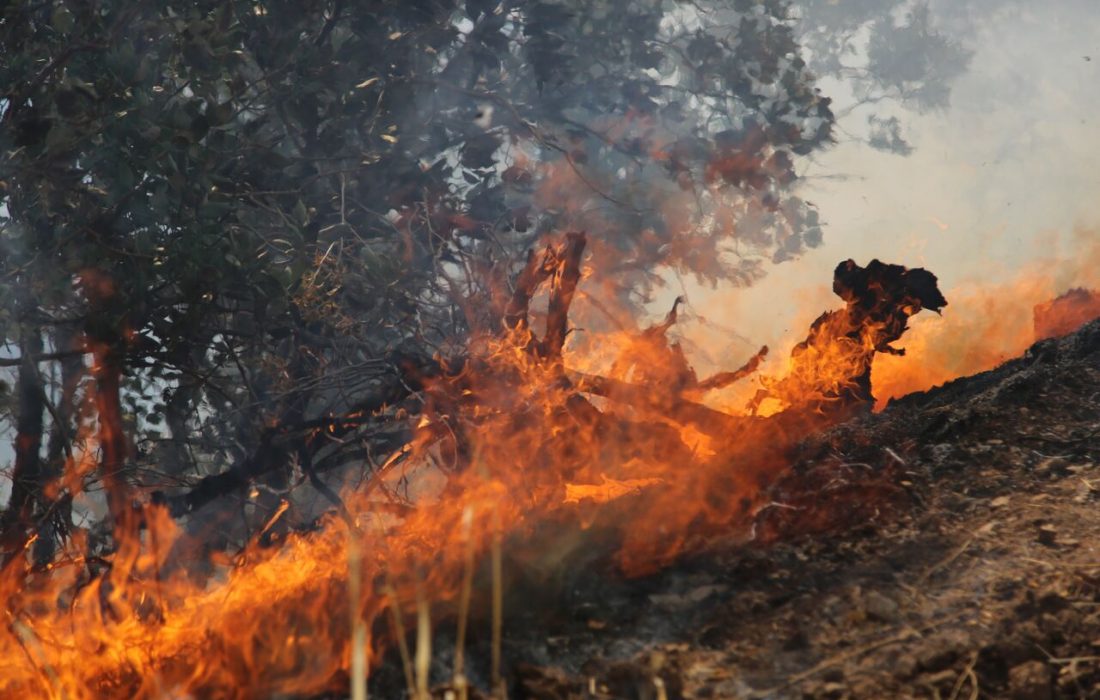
[452,318,1100,699]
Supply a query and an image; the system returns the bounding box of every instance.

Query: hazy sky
[679,0,1100,372]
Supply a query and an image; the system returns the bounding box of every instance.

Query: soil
[489,318,1100,699]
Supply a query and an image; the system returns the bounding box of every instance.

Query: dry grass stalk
[383,582,417,697]
[11,618,65,700]
[348,530,368,700]
[415,582,431,700]
[453,506,476,700]
[491,510,504,698]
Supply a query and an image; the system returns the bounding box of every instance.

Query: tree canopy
[0,0,973,569]
[0,0,846,555]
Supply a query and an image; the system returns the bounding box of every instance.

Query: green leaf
[292,200,309,226]
[51,6,74,34]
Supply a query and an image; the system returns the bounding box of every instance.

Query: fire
[562,475,666,505]
[740,259,946,416]
[0,234,970,698]
[1034,288,1100,342]
[871,230,1100,407]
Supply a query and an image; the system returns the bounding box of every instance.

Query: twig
[1020,557,1100,569]
[748,615,964,698]
[917,531,983,585]
[947,650,979,700]
[1036,644,1100,665]
[0,349,88,368]
[883,447,907,466]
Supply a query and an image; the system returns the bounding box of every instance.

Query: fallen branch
[694,345,769,393]
[569,371,741,435]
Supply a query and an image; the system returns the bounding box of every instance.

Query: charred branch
[0,331,46,564]
[91,342,131,532]
[540,232,586,359]
[159,352,444,517]
[694,345,770,393]
[503,245,557,334]
[569,371,741,436]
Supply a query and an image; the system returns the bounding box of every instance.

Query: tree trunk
[92,341,131,533]
[1,328,45,564]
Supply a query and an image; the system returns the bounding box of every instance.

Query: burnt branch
[503,245,557,334]
[541,232,586,359]
[569,371,739,436]
[694,345,770,393]
[160,352,445,517]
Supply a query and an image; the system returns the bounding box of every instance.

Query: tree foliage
[796,0,972,154]
[0,0,840,555]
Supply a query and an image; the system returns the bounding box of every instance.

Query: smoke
[662,0,1100,395]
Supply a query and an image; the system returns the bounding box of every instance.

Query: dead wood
[503,245,557,334]
[568,371,741,435]
[540,232,586,359]
[693,344,769,393]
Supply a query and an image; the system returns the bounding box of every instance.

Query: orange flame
[9,231,1094,697]
[872,231,1100,407]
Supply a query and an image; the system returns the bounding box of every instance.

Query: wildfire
[871,230,1100,407]
[562,475,666,505]
[11,227,1090,698]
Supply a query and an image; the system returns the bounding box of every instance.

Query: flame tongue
[563,474,665,505]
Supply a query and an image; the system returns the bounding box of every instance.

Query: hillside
[491,319,1100,699]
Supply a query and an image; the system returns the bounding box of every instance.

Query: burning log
[749,258,947,416]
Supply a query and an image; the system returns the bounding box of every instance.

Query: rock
[862,590,900,622]
[917,634,965,672]
[890,651,919,678]
[648,584,728,608]
[1034,456,1068,477]
[1008,660,1051,700]
[1036,522,1059,547]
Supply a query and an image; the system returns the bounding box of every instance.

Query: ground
[491,318,1100,699]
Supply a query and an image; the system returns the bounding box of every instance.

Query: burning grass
[5,230,1097,698]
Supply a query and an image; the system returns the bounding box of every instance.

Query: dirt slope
[503,318,1100,699]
